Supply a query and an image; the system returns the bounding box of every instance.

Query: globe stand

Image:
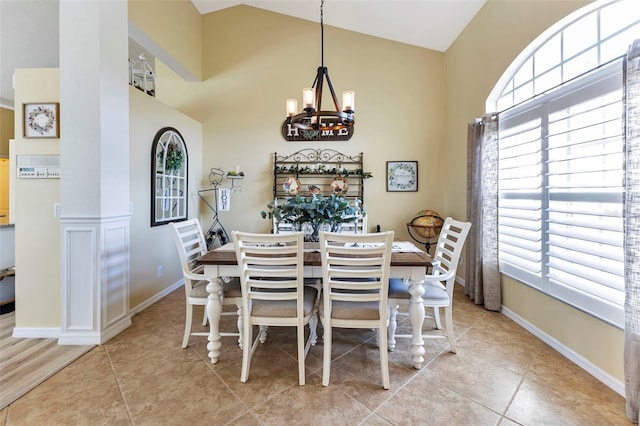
[407,213,444,254]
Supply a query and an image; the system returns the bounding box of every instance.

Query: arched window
[492,0,639,328]
[488,0,639,112]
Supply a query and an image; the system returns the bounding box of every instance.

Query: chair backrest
[319,230,394,322]
[431,217,472,292]
[170,218,208,279]
[232,231,305,321]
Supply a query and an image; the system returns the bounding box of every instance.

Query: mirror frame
[151,127,188,227]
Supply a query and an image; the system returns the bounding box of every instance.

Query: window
[488,0,639,113]
[498,59,624,327]
[491,0,638,329]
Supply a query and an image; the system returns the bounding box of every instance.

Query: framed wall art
[386,161,418,192]
[23,103,60,138]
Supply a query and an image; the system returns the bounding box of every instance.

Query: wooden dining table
[196,241,432,369]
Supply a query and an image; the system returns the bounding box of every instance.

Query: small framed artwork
[386,161,418,192]
[23,103,60,138]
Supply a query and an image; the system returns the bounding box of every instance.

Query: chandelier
[284,0,355,134]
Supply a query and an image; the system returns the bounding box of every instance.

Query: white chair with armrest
[387,217,471,354]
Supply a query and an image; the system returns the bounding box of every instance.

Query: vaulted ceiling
[191,0,487,52]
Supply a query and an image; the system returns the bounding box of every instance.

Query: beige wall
[12,75,204,325]
[0,107,14,157]
[128,86,203,309]
[176,6,446,240]
[13,68,61,327]
[128,0,202,81]
[443,0,624,382]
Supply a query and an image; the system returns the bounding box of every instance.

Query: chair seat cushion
[388,278,449,301]
[319,298,381,320]
[191,277,242,299]
[251,286,318,317]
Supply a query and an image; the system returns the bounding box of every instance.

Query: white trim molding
[129,279,184,317]
[59,216,132,345]
[12,327,59,339]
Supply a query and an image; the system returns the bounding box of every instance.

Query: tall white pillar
[58,0,131,344]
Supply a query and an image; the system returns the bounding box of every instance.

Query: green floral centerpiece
[261,194,365,241]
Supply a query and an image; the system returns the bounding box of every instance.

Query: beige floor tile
[106,330,248,425]
[319,340,419,411]
[360,412,394,425]
[251,378,373,425]
[506,374,629,425]
[420,350,523,414]
[226,411,262,425]
[497,416,522,426]
[454,320,543,375]
[527,344,615,391]
[376,374,502,425]
[2,286,629,425]
[6,347,131,425]
[214,346,307,409]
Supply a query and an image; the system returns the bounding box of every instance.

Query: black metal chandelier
[284,0,355,134]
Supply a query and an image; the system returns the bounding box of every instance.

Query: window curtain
[464,114,500,311]
[624,39,640,425]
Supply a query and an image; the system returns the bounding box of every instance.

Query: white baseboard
[12,327,60,339]
[501,306,625,397]
[129,279,184,317]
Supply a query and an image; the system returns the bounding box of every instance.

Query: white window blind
[498,59,624,328]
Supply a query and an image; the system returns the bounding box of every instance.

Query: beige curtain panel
[465,114,500,311]
[624,39,640,425]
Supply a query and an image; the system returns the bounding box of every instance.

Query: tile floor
[0,286,630,425]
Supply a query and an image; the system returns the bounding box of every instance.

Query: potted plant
[261,194,365,241]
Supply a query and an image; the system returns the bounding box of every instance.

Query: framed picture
[23,103,60,138]
[386,161,418,192]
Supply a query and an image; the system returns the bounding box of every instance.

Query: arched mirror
[151,127,188,226]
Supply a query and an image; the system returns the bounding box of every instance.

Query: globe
[408,210,444,239]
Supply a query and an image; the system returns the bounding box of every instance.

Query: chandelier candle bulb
[342,91,355,112]
[286,99,298,117]
[303,88,315,110]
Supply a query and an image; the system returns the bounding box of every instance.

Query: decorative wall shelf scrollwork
[271,149,369,233]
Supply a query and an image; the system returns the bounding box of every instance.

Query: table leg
[408,276,425,369]
[206,277,224,364]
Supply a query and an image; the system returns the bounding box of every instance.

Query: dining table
[196,240,432,369]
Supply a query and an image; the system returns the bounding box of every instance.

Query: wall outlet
[157,265,163,277]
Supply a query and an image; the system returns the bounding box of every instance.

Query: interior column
[58,0,131,344]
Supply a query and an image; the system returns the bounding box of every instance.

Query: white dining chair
[387,217,471,354]
[170,218,242,349]
[232,231,319,385]
[318,230,394,389]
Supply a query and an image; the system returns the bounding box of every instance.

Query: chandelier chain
[321,0,324,67]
